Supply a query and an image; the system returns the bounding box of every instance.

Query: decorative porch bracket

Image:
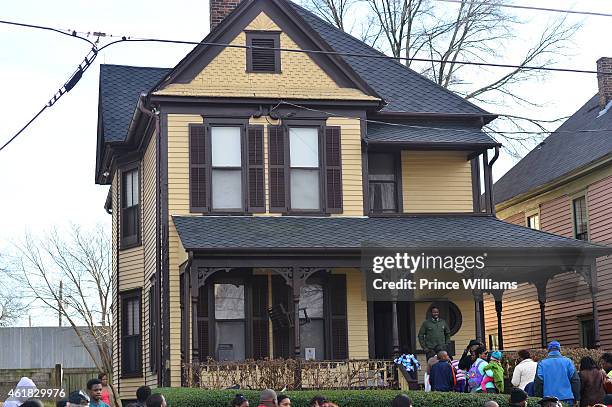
[190,267,233,296]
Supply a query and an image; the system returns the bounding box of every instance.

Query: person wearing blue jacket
[534,341,580,406]
[429,350,456,392]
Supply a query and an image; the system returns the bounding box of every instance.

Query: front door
[372,301,413,359]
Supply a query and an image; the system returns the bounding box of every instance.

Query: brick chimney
[210,0,241,30]
[597,57,612,109]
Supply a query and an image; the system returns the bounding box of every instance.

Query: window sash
[211,127,242,167]
[122,169,139,209]
[369,181,398,213]
[573,196,588,240]
[121,291,142,376]
[211,169,243,210]
[290,127,319,168]
[527,214,540,230]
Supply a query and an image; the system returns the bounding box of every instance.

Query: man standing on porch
[418,306,451,359]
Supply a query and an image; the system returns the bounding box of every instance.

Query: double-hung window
[121,167,140,247]
[189,122,265,213]
[268,124,342,214]
[121,290,142,377]
[573,196,589,240]
[368,153,399,213]
[211,127,243,211]
[289,127,321,211]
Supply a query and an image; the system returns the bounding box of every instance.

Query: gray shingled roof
[290,3,491,116]
[494,94,612,205]
[366,122,497,145]
[98,1,494,145]
[99,64,170,142]
[172,215,607,251]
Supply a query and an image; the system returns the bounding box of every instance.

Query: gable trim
[151,0,381,102]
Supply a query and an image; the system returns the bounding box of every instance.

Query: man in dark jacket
[418,306,451,359]
[534,341,580,406]
[429,350,455,392]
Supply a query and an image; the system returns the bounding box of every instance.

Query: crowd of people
[5,340,612,407]
[418,338,612,406]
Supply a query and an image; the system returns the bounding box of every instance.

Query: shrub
[156,388,541,407]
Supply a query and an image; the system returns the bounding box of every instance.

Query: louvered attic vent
[247,33,280,73]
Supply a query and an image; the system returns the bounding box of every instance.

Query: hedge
[156,388,541,407]
[501,348,603,378]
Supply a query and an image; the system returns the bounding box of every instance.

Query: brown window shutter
[329,274,348,360]
[271,275,291,358]
[189,124,209,212]
[197,285,210,359]
[268,125,287,212]
[247,126,266,212]
[252,275,270,359]
[325,126,343,213]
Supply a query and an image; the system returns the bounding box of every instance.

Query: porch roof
[366,122,498,147]
[172,215,610,254]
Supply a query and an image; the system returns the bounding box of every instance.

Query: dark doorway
[372,301,414,359]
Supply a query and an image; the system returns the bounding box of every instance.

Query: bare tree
[11,224,120,407]
[302,0,579,153]
[0,297,25,327]
[303,0,357,31]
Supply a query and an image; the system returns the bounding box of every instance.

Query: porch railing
[184,359,399,390]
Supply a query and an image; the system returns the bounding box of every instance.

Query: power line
[435,0,612,18]
[107,37,608,75]
[0,48,97,153]
[276,100,612,136]
[0,19,96,47]
[1,16,611,152]
[0,18,609,75]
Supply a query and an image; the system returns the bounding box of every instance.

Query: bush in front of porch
[156,388,541,406]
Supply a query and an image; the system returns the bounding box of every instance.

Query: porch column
[589,260,601,349]
[190,275,200,365]
[473,289,485,343]
[492,290,504,350]
[535,280,547,348]
[292,280,301,358]
[391,299,400,357]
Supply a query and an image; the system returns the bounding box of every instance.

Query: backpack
[467,359,485,390]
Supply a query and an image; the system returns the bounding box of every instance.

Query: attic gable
[154,0,379,102]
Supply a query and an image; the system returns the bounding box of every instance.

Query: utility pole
[58,281,63,327]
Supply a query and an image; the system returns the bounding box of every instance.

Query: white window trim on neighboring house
[569,190,589,241]
[525,207,540,230]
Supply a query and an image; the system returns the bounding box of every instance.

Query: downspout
[137,94,163,386]
[487,146,500,215]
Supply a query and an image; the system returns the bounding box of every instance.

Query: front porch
[171,214,611,389]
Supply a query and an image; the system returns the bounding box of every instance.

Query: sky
[0,1,611,325]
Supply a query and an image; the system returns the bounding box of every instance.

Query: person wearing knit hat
[535,340,580,406]
[509,387,528,407]
[480,351,504,393]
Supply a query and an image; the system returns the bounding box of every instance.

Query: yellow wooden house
[94,0,610,399]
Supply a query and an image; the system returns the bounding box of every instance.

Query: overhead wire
[1,13,612,152]
[275,100,612,136]
[434,0,612,18]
